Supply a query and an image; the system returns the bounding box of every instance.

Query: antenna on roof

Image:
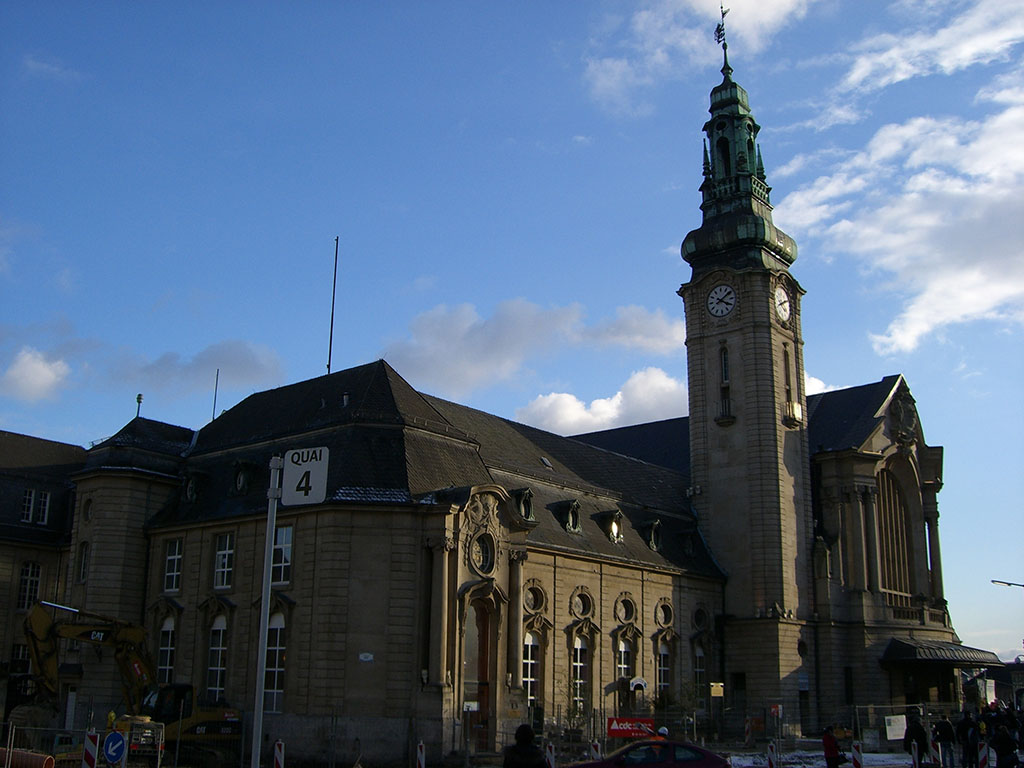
[327,236,339,375]
[212,368,220,421]
[136,393,143,418]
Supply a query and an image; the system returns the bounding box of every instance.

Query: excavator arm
[24,602,157,715]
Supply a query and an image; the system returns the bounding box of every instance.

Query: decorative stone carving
[889,389,919,452]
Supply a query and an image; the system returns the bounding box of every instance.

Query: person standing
[935,714,956,768]
[959,712,980,768]
[823,725,842,768]
[990,726,1019,768]
[905,713,929,764]
[504,724,546,768]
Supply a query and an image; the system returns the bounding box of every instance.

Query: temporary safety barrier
[273,740,284,768]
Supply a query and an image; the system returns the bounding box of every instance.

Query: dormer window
[514,488,535,522]
[564,500,582,534]
[604,510,625,543]
[647,519,662,551]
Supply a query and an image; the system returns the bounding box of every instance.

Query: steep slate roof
[573,376,907,472]
[0,430,87,470]
[146,361,718,576]
[805,375,903,453]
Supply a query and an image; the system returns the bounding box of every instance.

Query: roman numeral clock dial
[707,284,737,317]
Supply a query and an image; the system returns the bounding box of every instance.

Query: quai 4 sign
[281,447,329,506]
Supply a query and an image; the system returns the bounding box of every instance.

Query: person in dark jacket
[905,714,929,765]
[959,712,980,768]
[504,724,546,768]
[991,726,1019,768]
[935,714,956,768]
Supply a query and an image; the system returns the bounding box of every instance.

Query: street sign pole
[251,455,283,768]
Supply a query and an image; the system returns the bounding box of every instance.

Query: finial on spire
[714,4,732,79]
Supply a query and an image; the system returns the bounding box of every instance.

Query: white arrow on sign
[281,446,329,506]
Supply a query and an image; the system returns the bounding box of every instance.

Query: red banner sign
[607,718,656,738]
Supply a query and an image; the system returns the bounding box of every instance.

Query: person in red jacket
[823,725,842,768]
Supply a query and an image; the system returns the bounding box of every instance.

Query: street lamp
[991,580,1024,588]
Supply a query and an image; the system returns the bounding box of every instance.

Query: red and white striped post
[273,740,284,768]
[978,742,988,768]
[744,719,752,747]
[81,729,98,768]
[929,735,941,766]
[589,741,601,760]
[544,743,555,768]
[416,741,425,768]
[767,740,777,768]
[852,741,862,768]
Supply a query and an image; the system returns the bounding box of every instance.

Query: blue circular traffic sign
[102,731,126,765]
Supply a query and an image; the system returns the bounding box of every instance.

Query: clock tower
[678,42,815,724]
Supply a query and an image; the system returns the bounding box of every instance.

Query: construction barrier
[544,743,555,768]
[0,749,55,768]
[930,738,941,767]
[416,741,425,768]
[767,740,777,768]
[978,742,987,768]
[273,740,284,768]
[589,741,601,760]
[81,731,98,768]
[852,741,862,768]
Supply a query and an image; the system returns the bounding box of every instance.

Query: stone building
[0,53,1001,764]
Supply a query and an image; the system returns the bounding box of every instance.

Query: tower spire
[714,4,732,80]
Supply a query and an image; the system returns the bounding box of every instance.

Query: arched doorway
[463,598,493,750]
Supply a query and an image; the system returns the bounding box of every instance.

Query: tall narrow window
[213,532,234,589]
[571,636,588,714]
[656,642,671,698]
[207,616,228,703]
[34,491,50,524]
[616,638,634,680]
[783,345,793,402]
[18,562,41,610]
[77,542,90,583]
[877,469,913,609]
[11,643,31,674]
[694,644,707,711]
[164,538,183,592]
[716,137,732,177]
[21,490,35,522]
[719,346,732,418]
[271,525,292,585]
[264,613,286,713]
[522,631,540,707]
[158,617,175,684]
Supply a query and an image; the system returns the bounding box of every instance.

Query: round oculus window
[525,585,545,612]
[571,591,593,618]
[470,534,494,574]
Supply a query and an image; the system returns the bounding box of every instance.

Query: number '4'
[295,470,312,497]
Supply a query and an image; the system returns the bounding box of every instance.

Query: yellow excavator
[22,602,241,767]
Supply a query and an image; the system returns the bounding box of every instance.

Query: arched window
[17,562,41,610]
[716,137,732,177]
[616,637,634,680]
[158,617,175,684]
[77,542,90,583]
[206,616,228,702]
[264,613,285,713]
[571,636,589,714]
[656,641,671,698]
[877,469,913,608]
[523,631,540,707]
[693,644,707,711]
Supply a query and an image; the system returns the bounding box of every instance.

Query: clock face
[774,285,791,321]
[707,284,737,317]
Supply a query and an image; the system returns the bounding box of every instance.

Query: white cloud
[583,305,686,354]
[131,340,283,392]
[1,347,70,402]
[385,301,686,400]
[583,0,819,116]
[840,0,1024,93]
[21,54,83,82]
[384,300,584,398]
[777,70,1024,354]
[516,367,687,435]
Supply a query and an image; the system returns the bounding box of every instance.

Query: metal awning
[882,638,1003,667]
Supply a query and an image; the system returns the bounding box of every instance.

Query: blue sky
[2,1,1022,662]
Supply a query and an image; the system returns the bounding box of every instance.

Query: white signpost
[281,447,329,506]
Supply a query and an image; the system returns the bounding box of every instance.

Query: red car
[565,740,730,768]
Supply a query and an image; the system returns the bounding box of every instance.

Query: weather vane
[714,3,730,48]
